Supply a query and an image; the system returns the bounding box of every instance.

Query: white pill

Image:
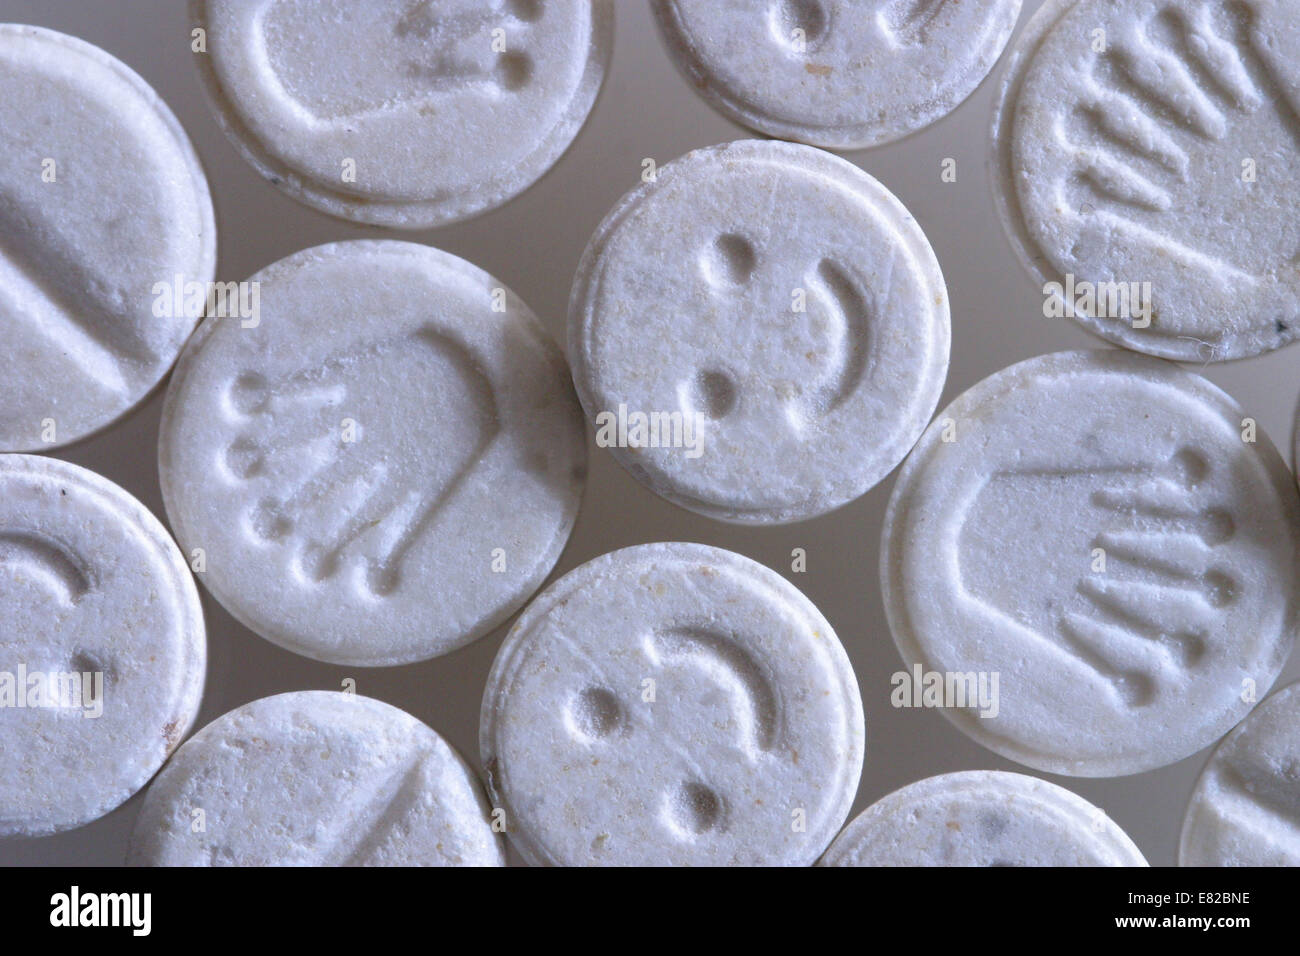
[820,771,1147,866]
[654,0,1022,149]
[993,0,1300,361]
[192,0,612,228]
[569,140,949,524]
[0,455,205,837]
[159,240,586,666]
[481,542,864,866]
[128,691,503,866]
[882,350,1300,777]
[0,25,216,452]
[1180,680,1300,866]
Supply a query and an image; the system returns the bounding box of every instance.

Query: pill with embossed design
[654,0,1021,148]
[129,692,504,866]
[159,240,586,666]
[481,542,864,866]
[569,139,949,524]
[882,350,1300,776]
[0,24,215,452]
[0,455,205,837]
[191,0,612,227]
[993,0,1300,360]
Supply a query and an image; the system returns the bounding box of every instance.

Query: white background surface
[3,0,1298,867]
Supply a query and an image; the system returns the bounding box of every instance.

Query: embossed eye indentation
[768,0,830,51]
[68,649,115,689]
[566,686,623,741]
[228,371,268,417]
[496,51,533,92]
[691,369,738,420]
[664,781,724,836]
[506,0,544,23]
[701,232,757,287]
[224,436,264,480]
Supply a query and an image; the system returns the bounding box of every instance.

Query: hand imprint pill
[993,0,1300,360]
[191,0,613,228]
[820,771,1147,866]
[882,350,1300,776]
[654,0,1022,149]
[1180,680,1300,866]
[0,25,216,452]
[128,691,504,866]
[0,455,205,837]
[569,140,950,524]
[159,240,586,667]
[481,542,864,866]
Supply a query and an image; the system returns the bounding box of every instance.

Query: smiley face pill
[191,0,613,228]
[0,25,216,451]
[654,0,1022,149]
[480,542,865,866]
[159,240,587,667]
[0,455,206,837]
[569,140,949,524]
[820,771,1147,866]
[128,692,504,866]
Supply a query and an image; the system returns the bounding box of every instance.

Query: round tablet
[882,350,1300,777]
[159,240,586,667]
[191,0,612,228]
[0,25,216,452]
[1180,680,1300,866]
[993,0,1300,361]
[0,455,205,838]
[569,140,949,524]
[481,542,864,866]
[653,0,1022,149]
[820,771,1147,866]
[128,692,504,866]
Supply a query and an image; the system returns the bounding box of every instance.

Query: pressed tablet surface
[0,24,216,452]
[882,350,1300,777]
[1180,680,1300,866]
[192,0,613,228]
[159,240,586,667]
[655,0,1021,149]
[129,692,504,866]
[570,140,949,524]
[481,542,864,866]
[993,0,1300,360]
[0,455,205,838]
[821,771,1147,866]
